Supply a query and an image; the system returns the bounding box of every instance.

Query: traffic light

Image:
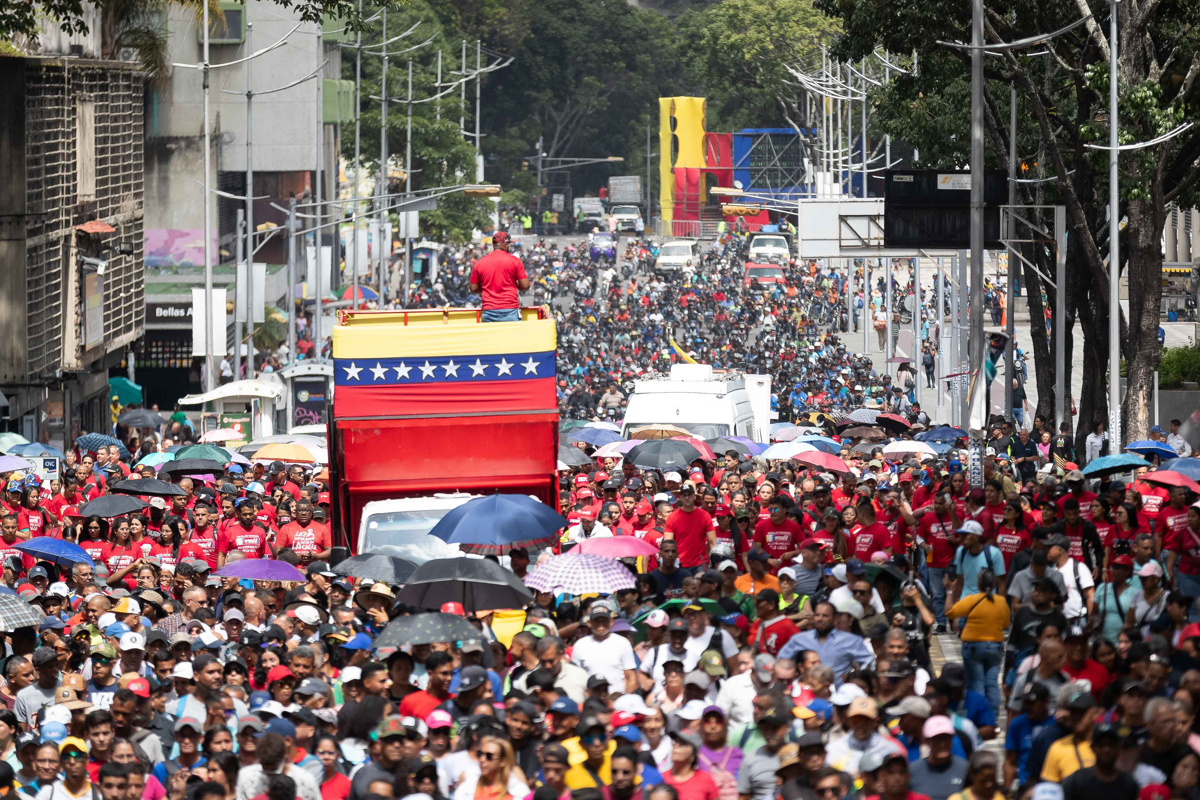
[722,204,761,215]
[521,159,529,172]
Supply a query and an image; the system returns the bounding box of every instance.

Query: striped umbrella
[524,553,637,595]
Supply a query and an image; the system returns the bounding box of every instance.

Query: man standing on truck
[469,231,531,323]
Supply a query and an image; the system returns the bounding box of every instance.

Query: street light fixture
[463,184,502,197]
[711,187,744,196]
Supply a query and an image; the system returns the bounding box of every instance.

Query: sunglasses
[475,750,499,762]
[817,789,841,797]
[62,752,87,761]
[92,656,112,665]
[580,734,606,745]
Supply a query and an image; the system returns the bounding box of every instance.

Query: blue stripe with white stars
[334,352,556,385]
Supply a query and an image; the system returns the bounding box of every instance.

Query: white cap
[956,520,985,537]
[653,492,671,504]
[612,693,654,716]
[831,564,848,584]
[259,701,287,718]
[171,662,194,680]
[717,560,738,572]
[119,632,146,652]
[340,666,363,683]
[664,472,682,482]
[293,606,321,626]
[830,683,867,706]
[97,612,117,630]
[675,699,708,721]
[644,609,669,628]
[44,705,72,726]
[48,582,70,598]
[778,567,797,581]
[1031,785,1064,800]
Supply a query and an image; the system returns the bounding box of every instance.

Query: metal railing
[654,219,723,240]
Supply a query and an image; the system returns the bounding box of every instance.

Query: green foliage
[251,306,288,352]
[0,0,399,42]
[1157,346,1200,390]
[676,0,839,130]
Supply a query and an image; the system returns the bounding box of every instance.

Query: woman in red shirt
[993,501,1031,571]
[78,516,111,564]
[662,732,720,800]
[314,734,350,800]
[17,487,50,538]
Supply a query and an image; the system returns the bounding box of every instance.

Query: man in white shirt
[570,600,637,694]
[639,619,692,692]
[1048,534,1094,622]
[1168,419,1193,457]
[682,604,739,670]
[563,508,612,544]
[715,652,773,727]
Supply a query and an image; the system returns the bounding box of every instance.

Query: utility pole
[535,134,544,234]
[378,8,388,307]
[351,0,363,312]
[287,198,297,361]
[404,58,413,291]
[968,0,986,446]
[312,17,324,361]
[475,39,482,181]
[201,0,214,389]
[235,209,244,379]
[460,40,466,139]
[244,21,256,378]
[1108,0,1122,447]
[646,121,652,229]
[1006,85,1017,422]
[435,49,441,121]
[860,58,867,199]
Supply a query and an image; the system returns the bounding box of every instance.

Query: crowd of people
[4,226,1200,800]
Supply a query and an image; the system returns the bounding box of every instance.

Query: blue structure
[732,128,816,200]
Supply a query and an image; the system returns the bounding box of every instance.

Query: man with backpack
[950,521,1006,605]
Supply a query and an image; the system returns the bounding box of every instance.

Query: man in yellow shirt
[565,716,617,788]
[1041,685,1098,781]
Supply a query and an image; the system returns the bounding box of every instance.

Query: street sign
[884,170,1005,249]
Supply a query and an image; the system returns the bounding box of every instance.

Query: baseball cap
[1138,561,1164,578]
[893,696,932,718]
[548,697,579,716]
[753,653,775,683]
[119,632,146,651]
[457,665,488,692]
[847,697,878,719]
[922,715,956,738]
[644,609,669,628]
[425,710,453,730]
[955,520,984,537]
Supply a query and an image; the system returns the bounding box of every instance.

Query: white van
[621,364,771,441]
[654,239,701,274]
[356,493,478,563]
[747,233,791,263]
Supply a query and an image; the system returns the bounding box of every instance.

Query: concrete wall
[0,58,28,382]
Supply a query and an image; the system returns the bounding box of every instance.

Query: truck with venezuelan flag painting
[328,308,560,556]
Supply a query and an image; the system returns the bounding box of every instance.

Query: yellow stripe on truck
[333,310,556,359]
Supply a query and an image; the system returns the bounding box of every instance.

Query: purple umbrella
[0,456,35,474]
[214,560,305,582]
[524,553,637,595]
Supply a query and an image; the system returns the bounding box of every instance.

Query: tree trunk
[1021,247,1056,423]
[1122,193,1166,442]
[100,3,120,60]
[1075,286,1109,449]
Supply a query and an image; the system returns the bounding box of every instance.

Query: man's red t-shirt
[919,513,959,568]
[665,507,712,569]
[1157,506,1190,543]
[751,615,800,656]
[753,518,804,572]
[218,524,269,559]
[183,526,219,569]
[276,521,332,560]
[851,522,891,561]
[469,250,528,310]
[1167,524,1200,576]
[1064,658,1110,700]
[397,689,452,720]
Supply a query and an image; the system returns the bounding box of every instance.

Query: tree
[676,0,839,132]
[818,0,1200,445]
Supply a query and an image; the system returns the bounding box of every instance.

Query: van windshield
[751,236,788,250]
[660,244,693,257]
[359,509,459,563]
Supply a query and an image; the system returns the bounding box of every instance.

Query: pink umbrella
[593,440,639,459]
[200,428,243,443]
[793,451,851,474]
[574,537,660,558]
[671,436,716,460]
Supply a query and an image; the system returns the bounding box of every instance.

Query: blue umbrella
[929,442,955,455]
[75,434,130,460]
[6,443,67,460]
[916,426,969,442]
[1125,440,1177,461]
[15,538,94,569]
[1163,458,1200,480]
[794,436,842,454]
[1082,453,1150,477]
[428,494,568,555]
[567,428,625,447]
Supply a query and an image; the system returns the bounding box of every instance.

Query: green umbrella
[559,419,591,432]
[0,433,30,454]
[108,377,143,406]
[630,598,725,637]
[173,444,232,463]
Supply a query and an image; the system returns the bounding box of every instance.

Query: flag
[669,337,698,364]
[331,310,557,419]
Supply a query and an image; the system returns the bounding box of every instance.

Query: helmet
[492,231,510,245]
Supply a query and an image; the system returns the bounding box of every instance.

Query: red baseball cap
[578,506,597,521]
[1112,554,1134,567]
[634,500,653,515]
[441,602,466,616]
[898,473,913,483]
[267,666,296,684]
[715,504,732,517]
[61,505,81,519]
[611,711,638,727]
[576,487,594,500]
[595,471,609,483]
[574,474,591,487]
[317,492,331,504]
[127,677,151,699]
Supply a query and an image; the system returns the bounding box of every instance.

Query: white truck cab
[621,364,772,441]
[747,233,792,264]
[654,239,701,275]
[356,493,478,563]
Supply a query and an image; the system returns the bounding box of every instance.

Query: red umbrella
[793,451,851,474]
[1140,470,1200,494]
[876,414,912,432]
[671,436,717,460]
[574,537,660,558]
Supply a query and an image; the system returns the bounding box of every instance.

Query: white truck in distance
[621,364,773,442]
[747,233,792,263]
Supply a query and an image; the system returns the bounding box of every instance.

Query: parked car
[744,262,787,290]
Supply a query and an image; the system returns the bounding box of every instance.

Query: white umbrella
[199,428,243,443]
[882,440,937,457]
[584,421,622,432]
[761,442,818,460]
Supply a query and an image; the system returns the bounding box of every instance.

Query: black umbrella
[117,409,168,428]
[109,478,187,498]
[706,437,755,457]
[79,495,148,518]
[372,612,485,649]
[624,439,704,471]
[159,458,226,477]
[332,554,418,584]
[397,557,534,611]
[557,445,593,468]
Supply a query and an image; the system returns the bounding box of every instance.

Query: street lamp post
[1108,0,1122,448]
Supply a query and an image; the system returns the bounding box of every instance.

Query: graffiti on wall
[145,229,215,267]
